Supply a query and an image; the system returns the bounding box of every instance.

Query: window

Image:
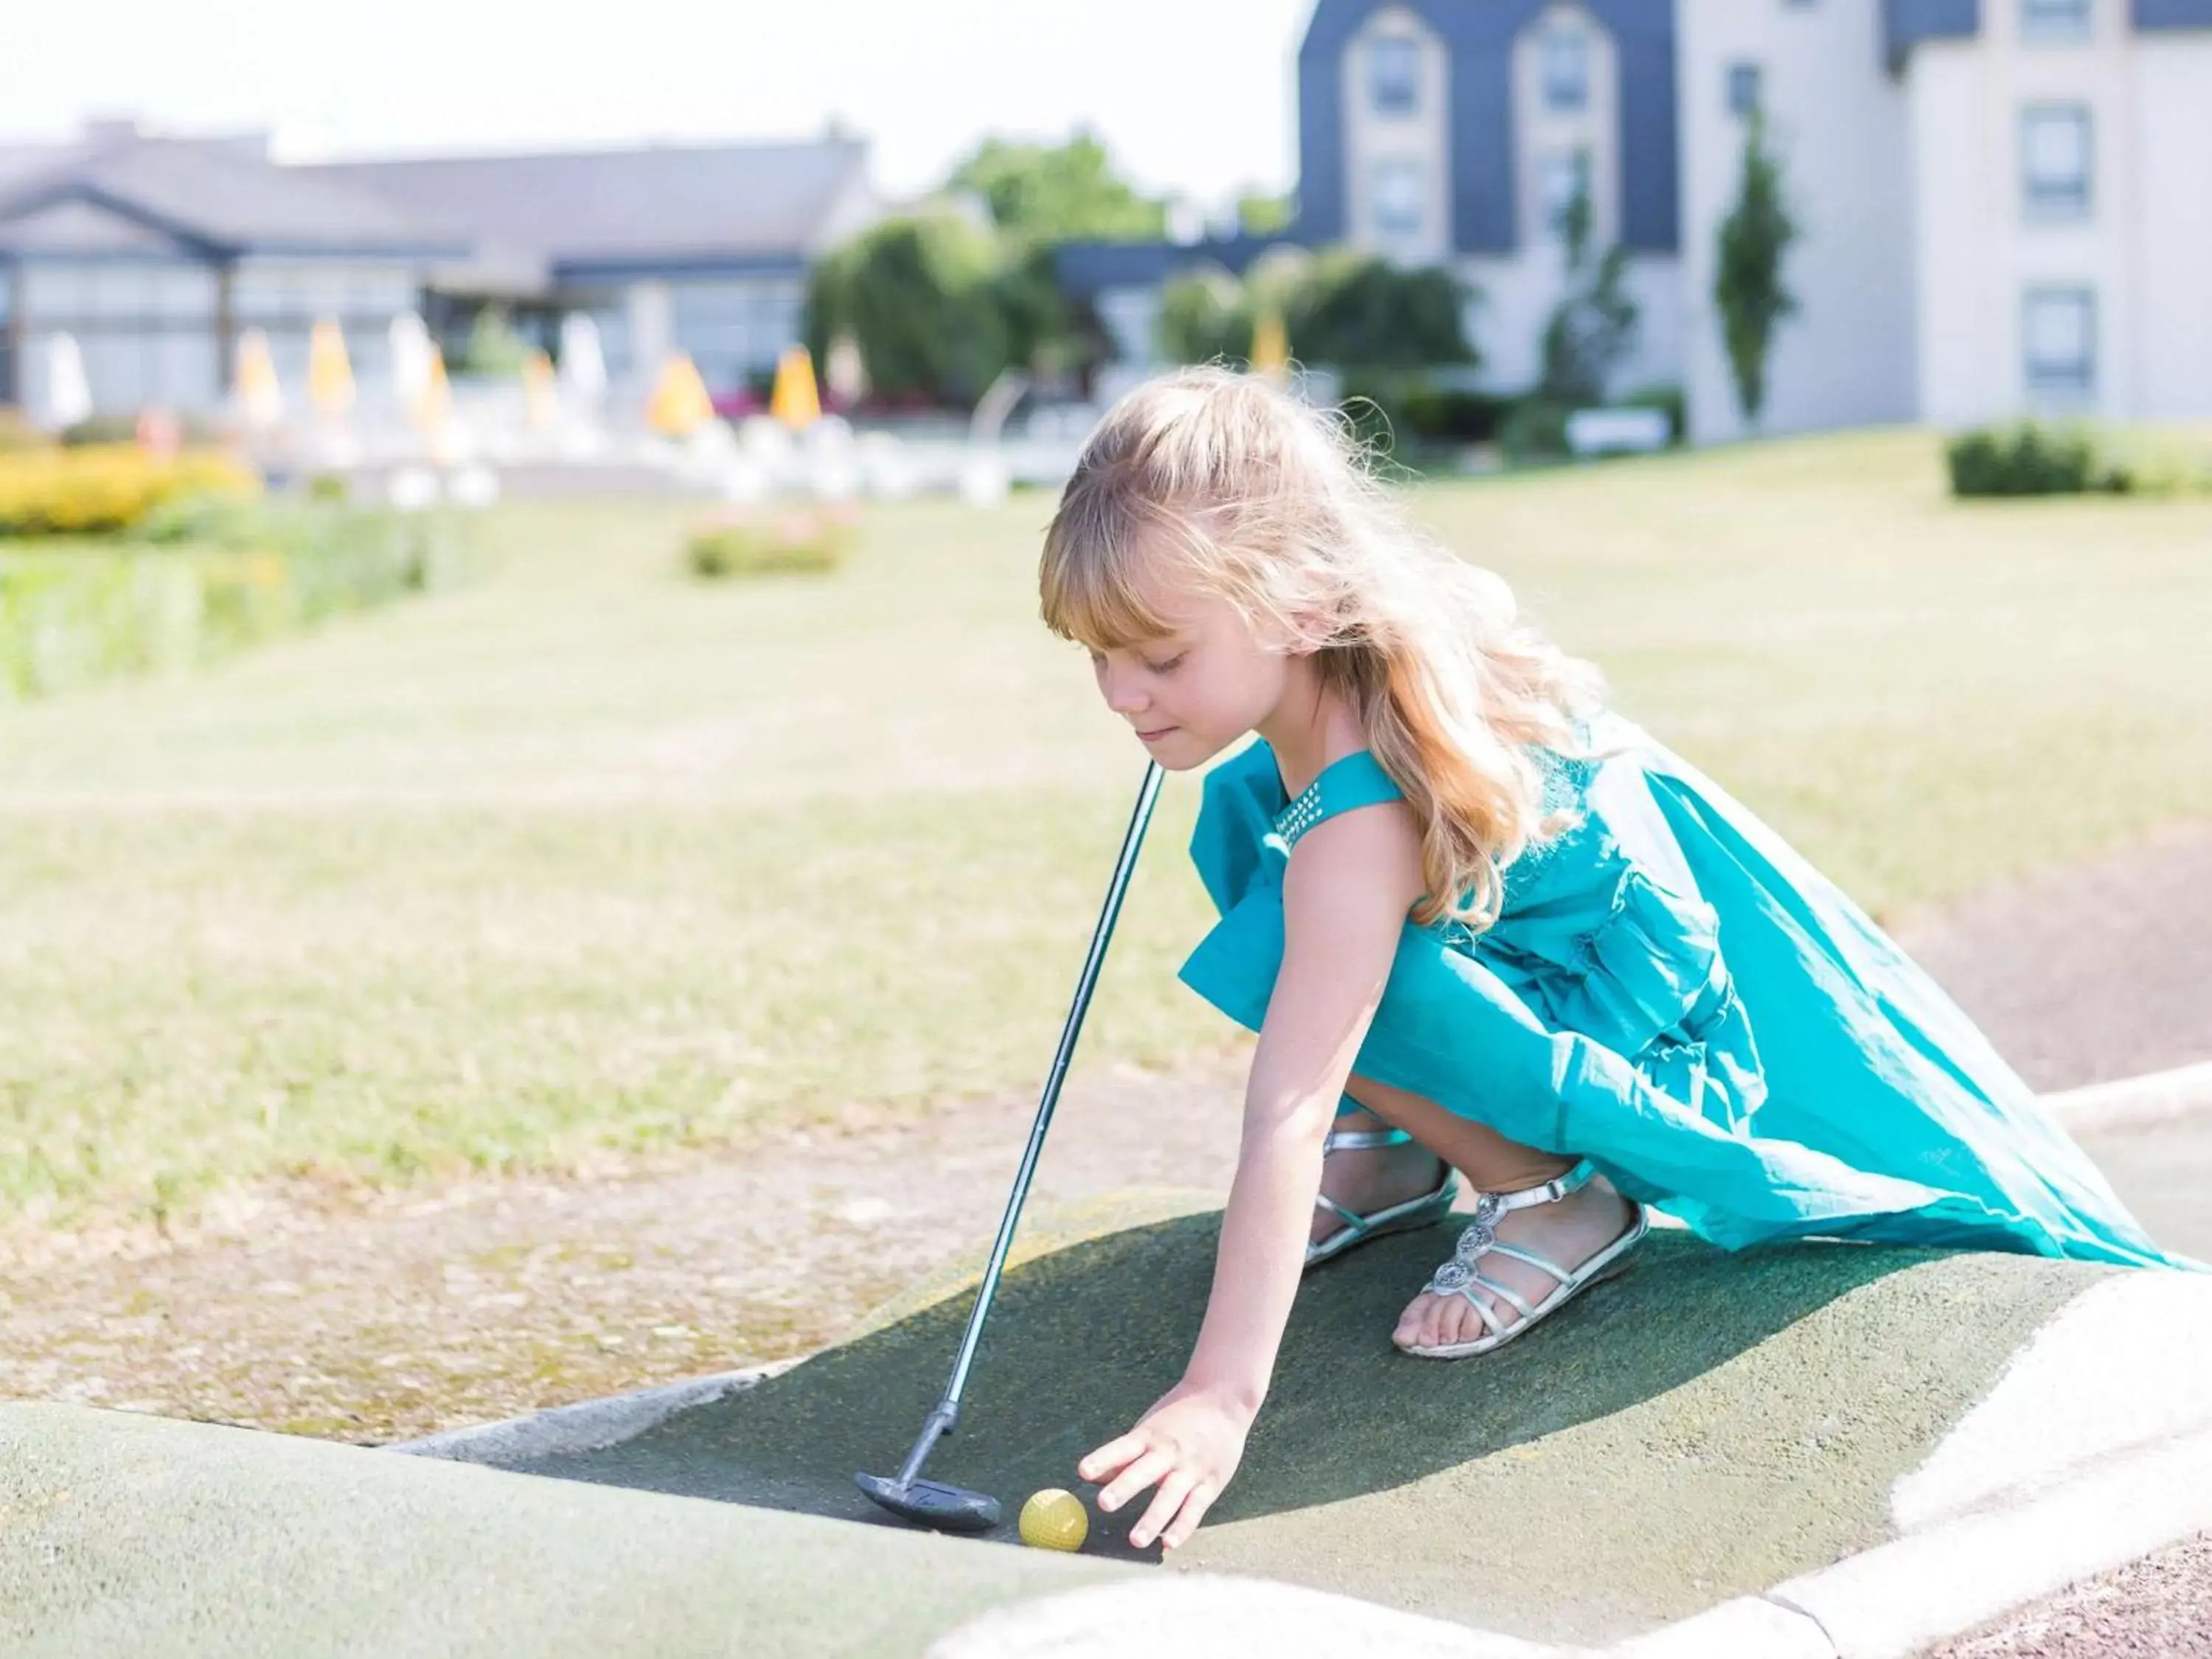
[1371,157,1426,240]
[1539,148,1593,243]
[1369,36,1419,115]
[2022,0,2091,41]
[2024,287,2095,394]
[1541,24,1590,112]
[2022,105,2092,218]
[1726,62,1763,118]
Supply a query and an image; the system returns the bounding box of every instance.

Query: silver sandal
[1305,1124,1459,1270]
[1399,1158,1646,1360]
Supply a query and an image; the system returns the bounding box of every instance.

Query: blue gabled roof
[1297,0,1677,256]
[1051,233,1309,298]
[1884,0,1978,68]
[0,138,468,260]
[2137,0,2212,26]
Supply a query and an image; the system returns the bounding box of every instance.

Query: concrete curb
[2038,1060,2212,1133]
[922,1426,2212,1659]
[386,1360,796,1464]
[922,1577,1571,1659]
[1660,1427,2212,1659]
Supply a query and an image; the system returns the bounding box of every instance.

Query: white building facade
[1060,1,2212,445]
[1680,0,2212,441]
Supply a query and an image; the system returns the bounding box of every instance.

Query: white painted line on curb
[1762,1426,2212,1659]
[1604,1594,1833,1659]
[923,1576,1579,1659]
[1891,1270,2212,1534]
[2039,1060,2212,1133]
[384,1360,794,1464]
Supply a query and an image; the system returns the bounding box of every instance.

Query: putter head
[855,1470,1002,1534]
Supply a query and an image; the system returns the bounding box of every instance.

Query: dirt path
[0,1055,1251,1443]
[5,822,2208,1445]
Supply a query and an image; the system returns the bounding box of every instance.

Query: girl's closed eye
[1146,653,1185,674]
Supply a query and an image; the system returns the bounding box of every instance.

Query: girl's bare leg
[1324,1073,1637,1352]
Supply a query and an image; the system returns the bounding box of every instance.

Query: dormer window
[2022,104,2093,218]
[1541,24,1590,112]
[2022,0,2092,42]
[1372,156,1427,240]
[1370,36,1419,115]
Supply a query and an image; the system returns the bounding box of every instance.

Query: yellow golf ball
[1018,1487,1090,1551]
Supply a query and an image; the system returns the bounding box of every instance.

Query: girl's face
[1087,579,1298,770]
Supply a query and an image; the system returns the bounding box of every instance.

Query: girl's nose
[1099,666,1148,716]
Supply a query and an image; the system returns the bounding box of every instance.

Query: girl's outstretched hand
[1077,1378,1253,1551]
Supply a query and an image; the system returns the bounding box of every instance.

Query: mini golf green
[509,1193,2110,1646]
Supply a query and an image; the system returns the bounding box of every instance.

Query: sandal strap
[1481,1240,1574,1287]
[1313,1193,1368,1228]
[1478,1157,1597,1214]
[1440,1281,1508,1334]
[1321,1126,1413,1153]
[1470,1273,1536,1320]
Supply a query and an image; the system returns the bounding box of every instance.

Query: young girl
[1038,366,2181,1556]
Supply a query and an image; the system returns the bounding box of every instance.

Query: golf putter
[857,759,1167,1532]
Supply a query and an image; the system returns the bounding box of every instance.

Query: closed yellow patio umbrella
[1250,307,1290,383]
[307,319,355,419]
[771,344,821,431]
[233,327,283,429]
[521,347,557,430]
[648,352,714,438]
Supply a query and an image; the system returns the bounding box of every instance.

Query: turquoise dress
[1177,710,2182,1270]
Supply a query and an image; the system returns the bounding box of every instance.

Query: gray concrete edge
[2038,1059,2212,1133]
[1607,1425,2212,1659]
[925,1424,2212,1659]
[385,1359,800,1464]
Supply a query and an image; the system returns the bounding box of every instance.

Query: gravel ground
[1922,1534,2212,1659]
[1891,818,2212,1093]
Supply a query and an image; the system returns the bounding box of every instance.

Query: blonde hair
[1039,364,1627,936]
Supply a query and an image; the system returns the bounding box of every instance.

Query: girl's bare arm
[1081,796,1426,1548]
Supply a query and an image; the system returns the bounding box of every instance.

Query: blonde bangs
[1038,498,1186,652]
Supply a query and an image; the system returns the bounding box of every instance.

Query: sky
[3,0,1313,205]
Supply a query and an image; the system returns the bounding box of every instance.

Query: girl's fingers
[1077,1433,1146,1484]
[1160,1483,1218,1551]
[1096,1446,1175,1514]
[1128,1470,1196,1551]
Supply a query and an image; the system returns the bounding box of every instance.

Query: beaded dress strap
[1270,751,1405,852]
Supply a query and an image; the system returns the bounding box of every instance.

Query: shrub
[60,410,229,448]
[1157,265,1253,366]
[1616,382,1686,445]
[1287,248,1477,372]
[0,500,476,700]
[1946,421,2132,498]
[686,506,857,580]
[0,445,260,535]
[1498,398,1576,463]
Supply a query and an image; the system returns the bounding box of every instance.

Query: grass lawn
[4,425,2208,1236]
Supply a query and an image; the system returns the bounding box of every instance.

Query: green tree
[803,212,1012,404]
[1536,164,1640,406]
[1288,247,1475,371]
[1712,108,1799,428]
[459,303,532,376]
[1236,190,1295,236]
[947,133,1167,245]
[1156,265,1253,364]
